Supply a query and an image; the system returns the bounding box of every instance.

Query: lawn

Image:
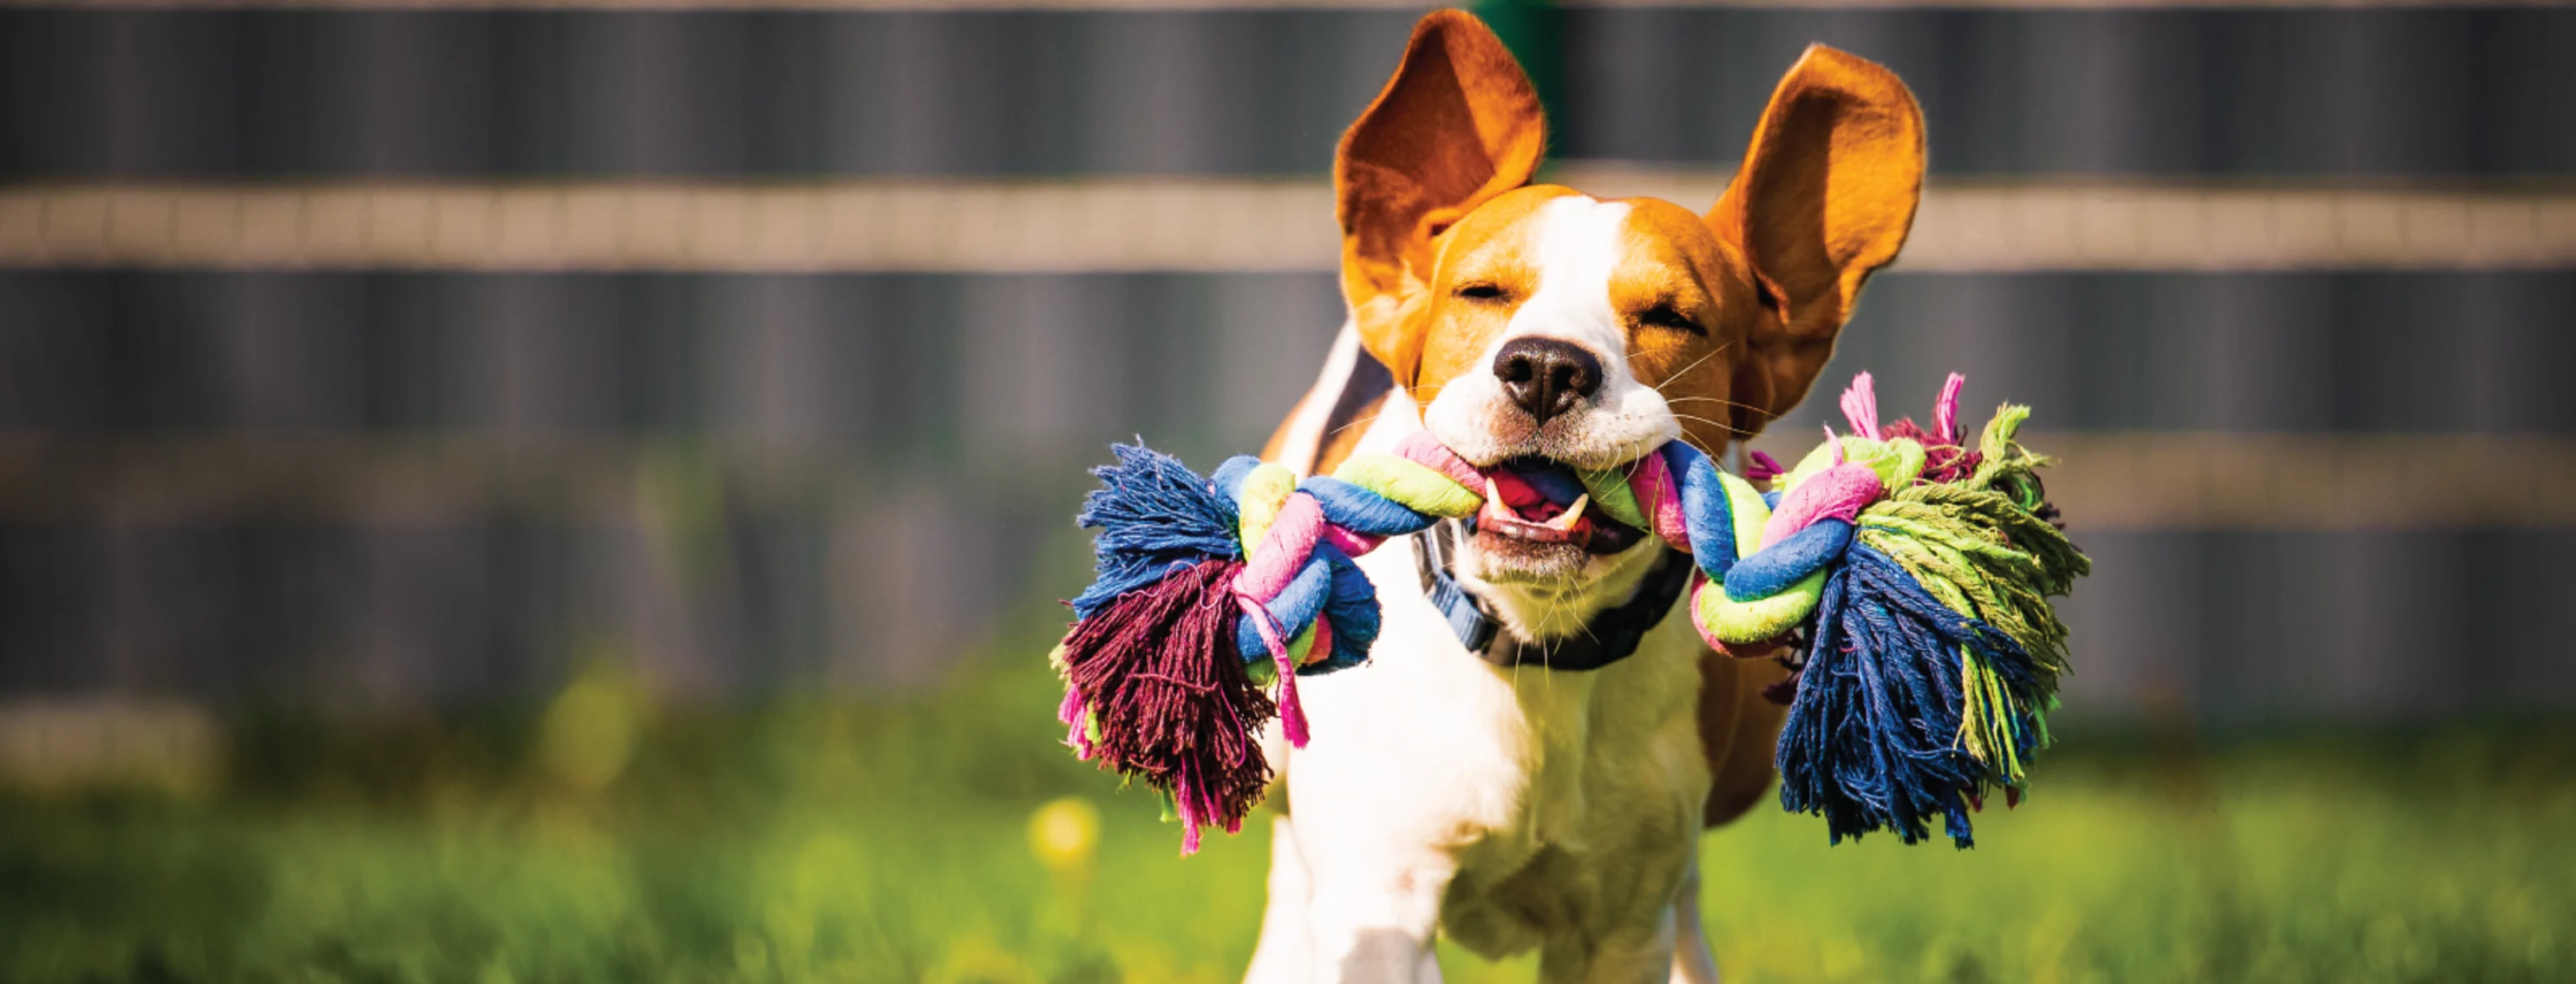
[3,653,2571,984]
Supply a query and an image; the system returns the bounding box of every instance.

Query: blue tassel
[1070,444,1244,621]
[1776,544,2035,848]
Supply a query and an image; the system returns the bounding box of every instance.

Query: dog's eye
[1455,283,1508,302]
[1638,304,1703,336]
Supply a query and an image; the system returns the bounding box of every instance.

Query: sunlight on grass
[3,653,2570,982]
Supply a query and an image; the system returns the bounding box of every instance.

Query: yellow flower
[1028,797,1100,872]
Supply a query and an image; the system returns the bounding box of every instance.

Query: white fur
[1422,196,1682,475]
[1247,196,1723,983]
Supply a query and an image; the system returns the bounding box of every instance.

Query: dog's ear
[1335,9,1546,387]
[1709,44,1924,438]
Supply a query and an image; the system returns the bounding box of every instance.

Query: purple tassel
[1056,559,1275,854]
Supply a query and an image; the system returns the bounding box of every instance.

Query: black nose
[1493,337,1604,425]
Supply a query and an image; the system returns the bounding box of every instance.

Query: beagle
[1241,10,1925,982]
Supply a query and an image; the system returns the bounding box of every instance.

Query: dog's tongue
[1474,461,1598,545]
[1492,460,1587,522]
[1476,459,1649,555]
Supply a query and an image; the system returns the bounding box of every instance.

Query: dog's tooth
[1478,477,1514,523]
[1545,495,1590,532]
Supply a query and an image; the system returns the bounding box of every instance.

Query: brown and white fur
[1241,10,1925,983]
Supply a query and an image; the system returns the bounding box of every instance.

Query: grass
[3,653,2572,983]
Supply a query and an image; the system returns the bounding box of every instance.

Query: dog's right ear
[1335,9,1546,388]
[1707,46,1924,439]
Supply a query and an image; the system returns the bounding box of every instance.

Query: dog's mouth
[1469,456,1650,559]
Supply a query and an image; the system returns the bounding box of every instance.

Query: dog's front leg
[1306,877,1449,983]
[1668,855,1722,984]
[1294,825,1454,983]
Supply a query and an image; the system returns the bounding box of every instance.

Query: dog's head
[1337,10,1923,626]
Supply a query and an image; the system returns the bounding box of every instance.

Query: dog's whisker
[1668,410,1759,443]
[1663,395,1769,415]
[1668,412,1742,436]
[1328,410,1385,439]
[1651,342,1734,394]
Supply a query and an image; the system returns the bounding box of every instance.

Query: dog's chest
[1447,625,1711,949]
[1292,543,1713,948]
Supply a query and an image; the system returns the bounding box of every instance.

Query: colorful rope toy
[1052,371,2089,852]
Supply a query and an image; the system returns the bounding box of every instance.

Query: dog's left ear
[1710,45,1925,438]
[1335,9,1547,387]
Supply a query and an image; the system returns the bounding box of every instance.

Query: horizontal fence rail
[8,175,2576,272]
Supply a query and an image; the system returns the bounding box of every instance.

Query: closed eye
[1638,303,1704,336]
[1455,282,1508,302]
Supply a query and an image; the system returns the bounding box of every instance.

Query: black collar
[1411,521,1695,672]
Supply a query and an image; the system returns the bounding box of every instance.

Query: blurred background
[1,2,2572,982]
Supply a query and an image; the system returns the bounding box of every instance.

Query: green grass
[3,655,2571,983]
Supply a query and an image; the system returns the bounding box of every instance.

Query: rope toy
[1052,371,2089,852]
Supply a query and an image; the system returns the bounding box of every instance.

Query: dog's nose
[1493,337,1603,425]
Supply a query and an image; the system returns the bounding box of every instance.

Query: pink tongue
[1487,469,1568,522]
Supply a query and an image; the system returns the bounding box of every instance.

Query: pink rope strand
[1840,371,1882,441]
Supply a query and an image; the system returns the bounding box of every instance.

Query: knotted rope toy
[1052,371,2089,851]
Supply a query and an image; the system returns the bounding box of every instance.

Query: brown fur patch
[1697,650,1796,827]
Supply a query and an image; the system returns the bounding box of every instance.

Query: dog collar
[1411,520,1695,672]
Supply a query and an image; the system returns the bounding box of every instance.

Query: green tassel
[1841,403,2090,790]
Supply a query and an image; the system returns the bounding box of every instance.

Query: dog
[1239,10,1924,982]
